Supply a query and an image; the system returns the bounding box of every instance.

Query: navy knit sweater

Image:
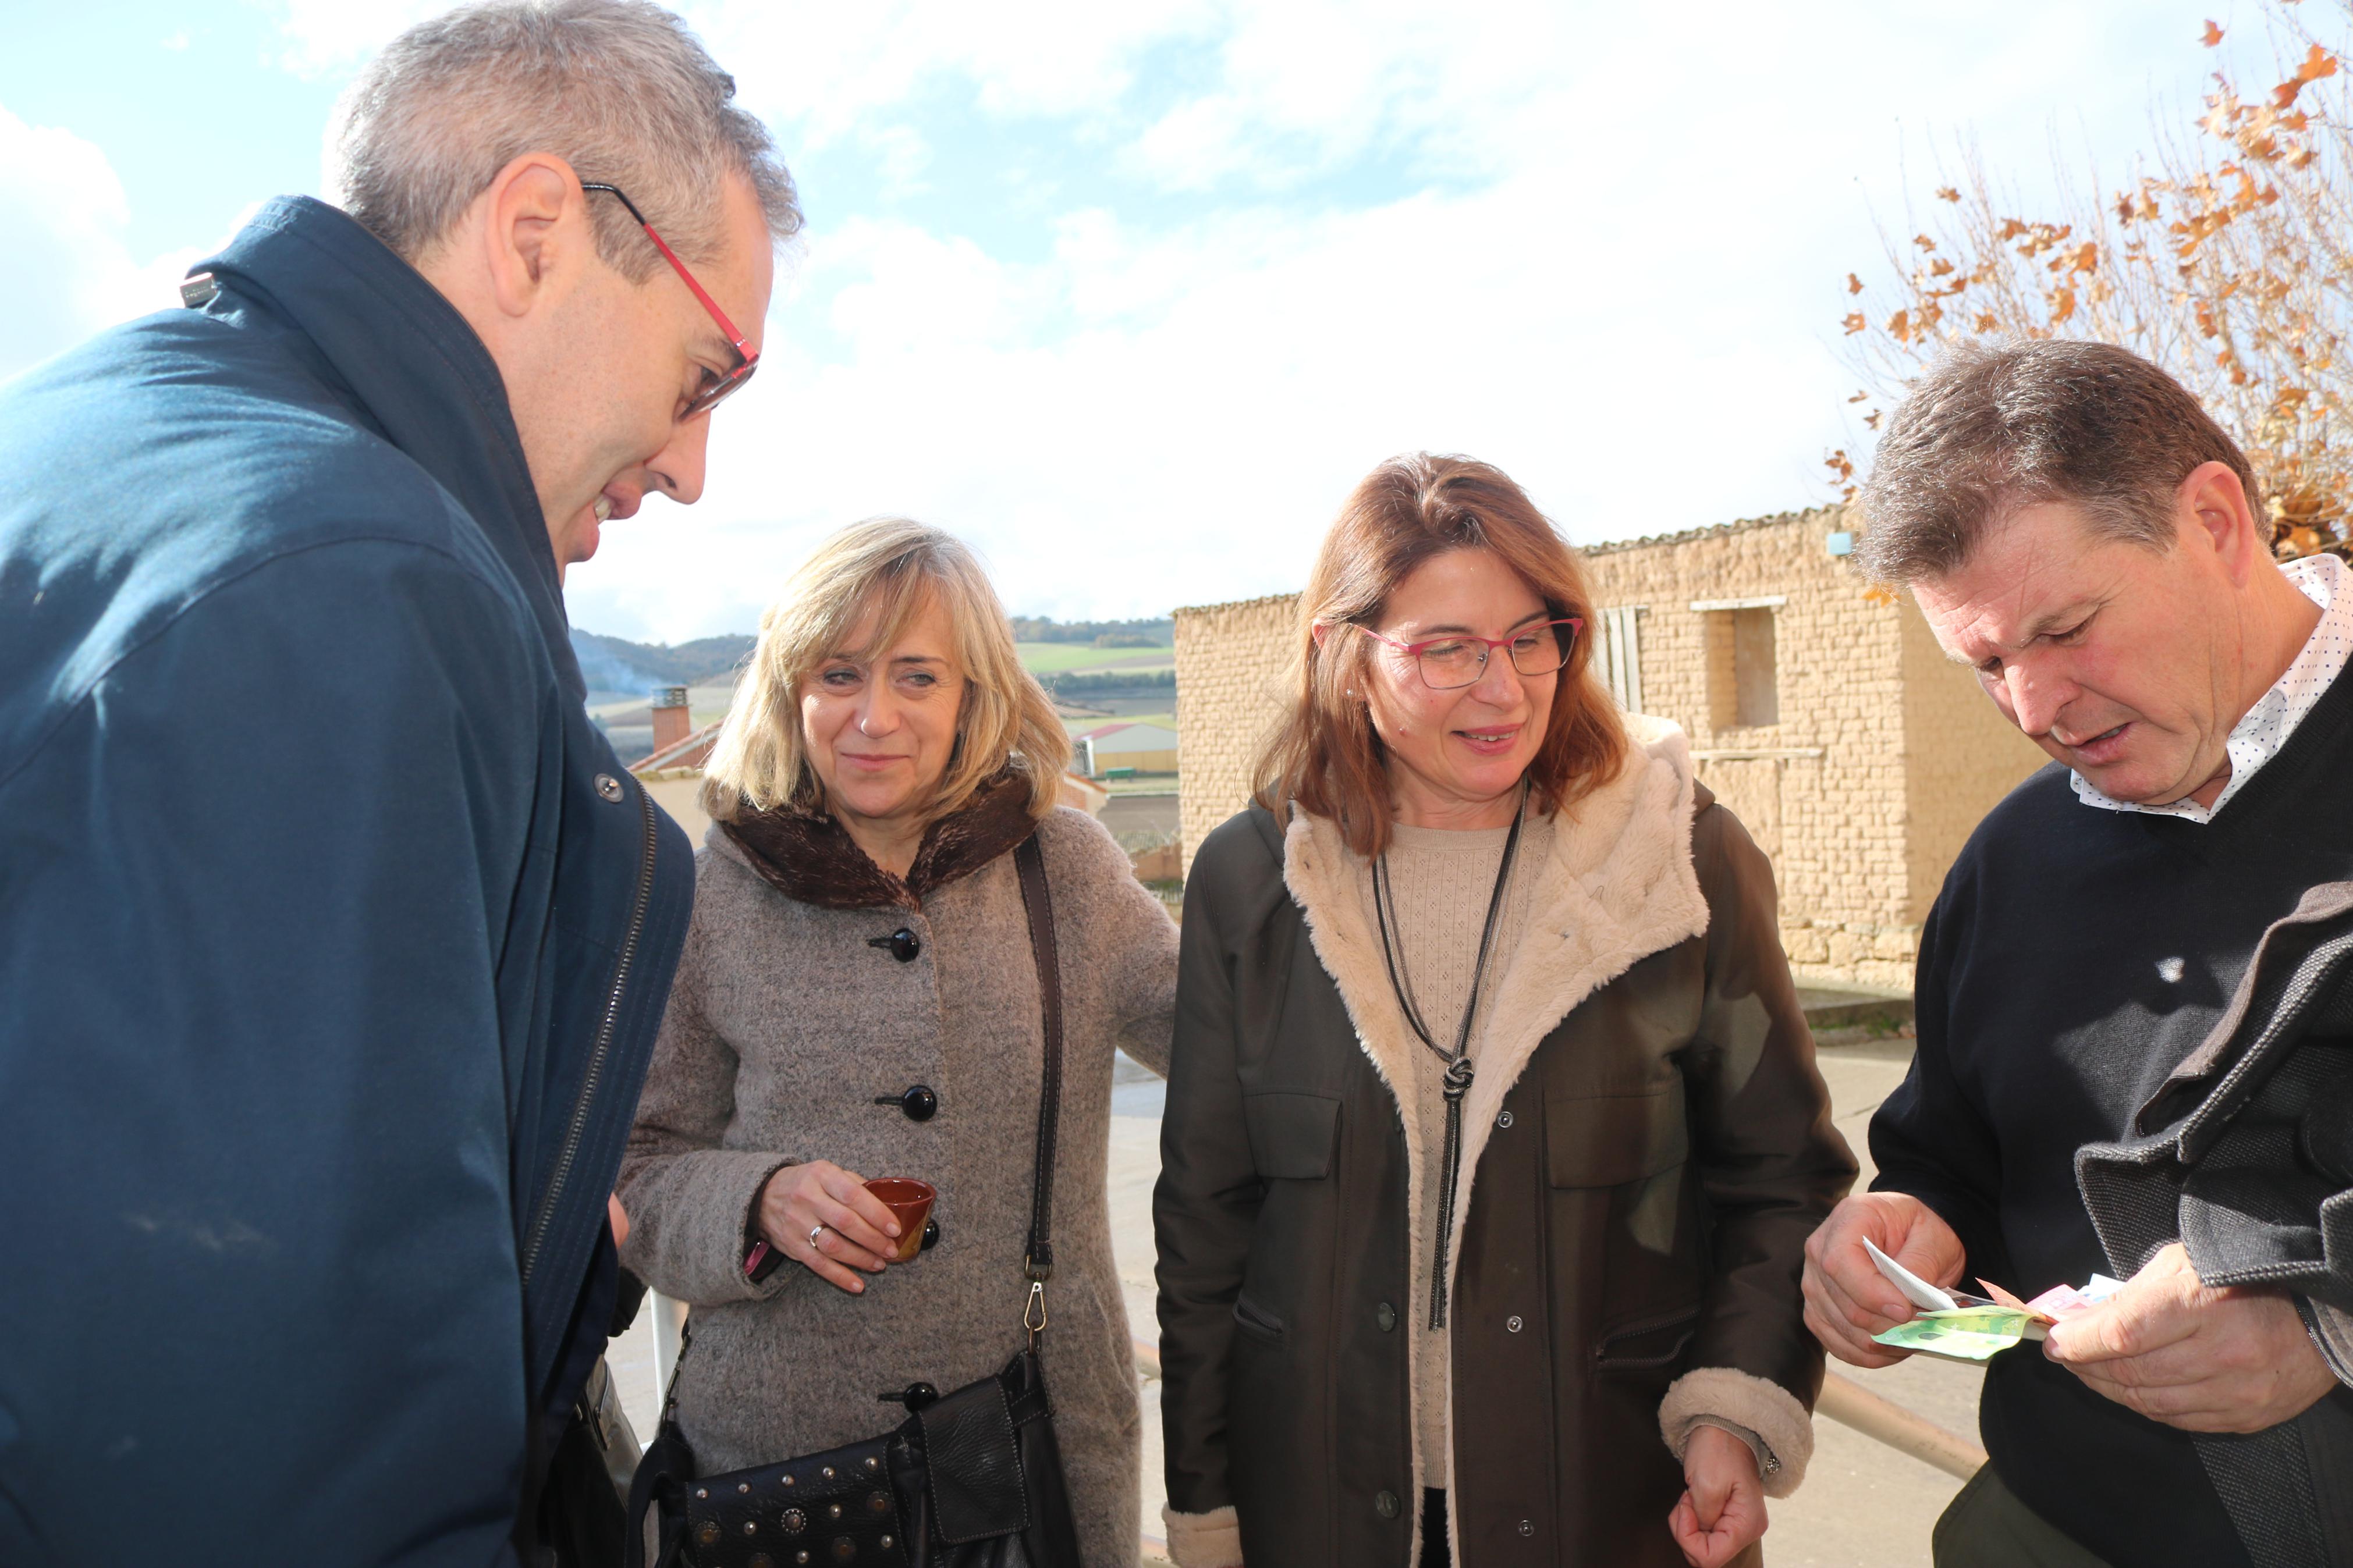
[1872,664,2353,1567]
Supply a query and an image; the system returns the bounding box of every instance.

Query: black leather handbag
[625,833,1083,1568]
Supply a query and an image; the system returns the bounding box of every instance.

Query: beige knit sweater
[1349,815,1555,1490]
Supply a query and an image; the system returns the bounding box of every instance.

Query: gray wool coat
[619,804,1176,1568]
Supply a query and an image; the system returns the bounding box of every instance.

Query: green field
[1014,642,1175,675]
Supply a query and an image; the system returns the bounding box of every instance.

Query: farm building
[1171,506,2048,990]
[1076,720,1181,776]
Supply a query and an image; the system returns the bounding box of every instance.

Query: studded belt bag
[624,833,1082,1568]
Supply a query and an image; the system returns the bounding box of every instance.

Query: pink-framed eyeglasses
[582,181,758,420]
[1359,617,1584,690]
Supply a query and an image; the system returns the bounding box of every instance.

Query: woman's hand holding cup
[758,1160,903,1294]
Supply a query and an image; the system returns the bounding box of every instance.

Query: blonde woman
[619,518,1176,1565]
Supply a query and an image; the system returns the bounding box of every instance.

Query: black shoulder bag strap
[1012,832,1062,1328]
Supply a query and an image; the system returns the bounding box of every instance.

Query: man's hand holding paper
[2042,1242,2336,1434]
[1801,1190,1967,1368]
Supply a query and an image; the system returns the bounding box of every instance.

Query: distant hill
[573,615,1171,696]
[572,630,755,695]
[1008,615,1173,646]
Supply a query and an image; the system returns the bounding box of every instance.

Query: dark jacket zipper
[520,780,659,1290]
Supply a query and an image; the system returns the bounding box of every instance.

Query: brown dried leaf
[1936,186,1962,202]
[1842,310,1868,335]
[1846,272,1864,296]
[2201,19,2223,47]
[2273,45,2340,110]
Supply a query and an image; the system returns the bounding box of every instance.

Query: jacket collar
[196,196,581,696]
[1283,714,1709,1103]
[718,770,1039,912]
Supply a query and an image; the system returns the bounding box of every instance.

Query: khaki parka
[1155,722,1856,1568]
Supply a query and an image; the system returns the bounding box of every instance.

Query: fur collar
[1279,714,1711,1517]
[719,769,1037,912]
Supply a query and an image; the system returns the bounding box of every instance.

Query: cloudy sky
[0,1,2275,641]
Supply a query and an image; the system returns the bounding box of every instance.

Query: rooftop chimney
[651,686,691,755]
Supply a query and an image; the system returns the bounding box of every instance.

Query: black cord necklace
[1369,787,1526,1330]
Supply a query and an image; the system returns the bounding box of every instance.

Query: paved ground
[613,1029,1979,1566]
[1098,790,1180,842]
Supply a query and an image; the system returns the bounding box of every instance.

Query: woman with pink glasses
[1154,453,1854,1568]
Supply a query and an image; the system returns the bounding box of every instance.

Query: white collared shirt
[2072,552,2353,824]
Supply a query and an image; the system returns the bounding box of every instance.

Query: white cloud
[264,0,443,76]
[697,0,1215,148]
[207,0,2280,642]
[567,0,2249,640]
[0,105,219,379]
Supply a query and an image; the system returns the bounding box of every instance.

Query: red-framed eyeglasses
[582,181,758,420]
[1360,617,1584,690]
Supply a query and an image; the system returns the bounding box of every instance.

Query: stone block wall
[1171,508,2047,990]
[1578,509,1918,987]
[1899,603,2053,926]
[1173,592,1300,876]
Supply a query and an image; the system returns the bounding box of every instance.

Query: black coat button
[1375,1302,1397,1332]
[866,927,921,962]
[921,1217,939,1251]
[878,1381,939,1411]
[872,1084,937,1121]
[1374,1489,1401,1520]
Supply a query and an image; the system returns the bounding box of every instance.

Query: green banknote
[1872,1308,2036,1362]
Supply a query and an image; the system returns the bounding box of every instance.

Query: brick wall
[1173,592,1300,876]
[1580,509,1918,986]
[1172,509,2046,989]
[1898,603,2057,934]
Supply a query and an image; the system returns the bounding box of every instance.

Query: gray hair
[1857,339,2261,584]
[329,0,800,281]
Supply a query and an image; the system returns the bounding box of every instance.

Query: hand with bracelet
[757,1159,903,1294]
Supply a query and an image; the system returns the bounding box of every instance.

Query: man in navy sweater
[1802,340,2353,1567]
[0,4,797,1561]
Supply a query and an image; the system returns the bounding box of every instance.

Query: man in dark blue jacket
[0,4,799,1560]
